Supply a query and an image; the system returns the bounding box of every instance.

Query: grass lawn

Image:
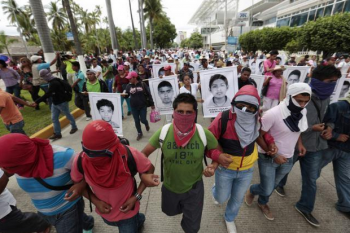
[0,89,77,137]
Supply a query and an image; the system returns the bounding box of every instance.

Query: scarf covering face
[81,120,130,189]
[233,95,260,148]
[39,69,56,82]
[310,78,336,100]
[280,83,312,132]
[173,111,196,147]
[0,133,54,178]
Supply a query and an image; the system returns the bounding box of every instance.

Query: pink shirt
[71,146,152,222]
[263,59,276,77]
[258,105,301,158]
[266,75,282,100]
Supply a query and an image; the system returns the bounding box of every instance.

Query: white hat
[30,55,42,63]
[124,61,130,66]
[86,69,97,74]
[66,51,73,56]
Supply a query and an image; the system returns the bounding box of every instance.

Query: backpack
[158,123,208,182]
[220,110,230,138]
[56,79,73,102]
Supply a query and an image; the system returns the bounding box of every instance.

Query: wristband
[134,192,142,201]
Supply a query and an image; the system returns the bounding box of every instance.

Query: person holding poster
[206,74,231,108]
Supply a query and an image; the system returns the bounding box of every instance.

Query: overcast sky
[0,0,200,37]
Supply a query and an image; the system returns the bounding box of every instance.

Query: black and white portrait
[283,66,309,87]
[255,59,265,75]
[89,93,123,136]
[148,75,179,115]
[250,74,264,96]
[152,63,176,78]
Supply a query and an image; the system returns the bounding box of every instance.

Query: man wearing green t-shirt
[63,52,76,85]
[101,60,114,93]
[142,93,228,233]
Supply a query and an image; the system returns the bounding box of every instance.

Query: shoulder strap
[77,152,84,175]
[220,110,230,138]
[125,145,137,177]
[159,123,172,148]
[195,124,207,147]
[35,178,73,191]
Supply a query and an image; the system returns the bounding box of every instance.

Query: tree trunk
[140,0,147,48]
[62,0,83,55]
[129,0,138,50]
[29,0,54,53]
[138,0,144,48]
[105,0,119,52]
[5,46,11,58]
[150,18,154,50]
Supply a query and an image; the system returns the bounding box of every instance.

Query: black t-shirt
[238,77,257,89]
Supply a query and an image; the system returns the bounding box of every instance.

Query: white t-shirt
[180,83,199,97]
[0,169,16,219]
[108,54,117,64]
[258,105,301,158]
[92,65,103,80]
[338,61,350,74]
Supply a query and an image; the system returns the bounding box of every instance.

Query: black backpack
[56,79,73,102]
[220,110,230,137]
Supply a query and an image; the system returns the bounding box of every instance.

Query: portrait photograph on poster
[249,59,257,74]
[255,59,265,75]
[250,74,264,96]
[283,66,310,87]
[200,67,238,118]
[148,75,179,115]
[88,92,123,136]
[152,63,176,78]
[330,75,350,103]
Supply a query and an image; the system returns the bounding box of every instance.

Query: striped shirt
[16,145,80,216]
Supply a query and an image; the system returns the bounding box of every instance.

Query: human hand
[203,163,218,177]
[273,156,287,165]
[321,127,332,140]
[298,144,306,157]
[120,196,137,213]
[96,200,112,214]
[266,143,278,156]
[1,168,14,177]
[82,91,88,96]
[217,153,233,168]
[140,173,160,187]
[28,102,37,108]
[312,123,325,132]
[64,180,86,201]
[336,134,349,142]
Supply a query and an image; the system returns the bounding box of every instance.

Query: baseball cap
[126,71,138,80]
[164,65,171,71]
[117,65,125,71]
[30,55,42,63]
[124,62,130,66]
[86,69,97,74]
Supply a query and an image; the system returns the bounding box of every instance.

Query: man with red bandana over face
[70,120,158,232]
[142,93,224,233]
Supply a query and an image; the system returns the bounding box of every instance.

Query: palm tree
[46,0,67,31]
[105,0,119,51]
[1,0,25,25]
[144,0,163,49]
[0,31,18,58]
[129,0,138,50]
[79,10,92,33]
[29,0,55,53]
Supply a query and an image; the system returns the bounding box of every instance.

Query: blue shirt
[74,70,85,92]
[16,145,80,216]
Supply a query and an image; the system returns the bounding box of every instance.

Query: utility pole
[224,0,227,48]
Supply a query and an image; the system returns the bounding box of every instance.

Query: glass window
[333,2,344,14]
[315,7,324,19]
[308,10,316,21]
[345,0,350,12]
[276,18,290,27]
[299,12,308,26]
[324,4,333,16]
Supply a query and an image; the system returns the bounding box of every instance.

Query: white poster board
[190,62,200,83]
[148,75,179,115]
[250,74,264,96]
[88,93,123,136]
[200,67,239,118]
[330,75,349,103]
[152,63,176,78]
[283,66,310,88]
[255,59,265,75]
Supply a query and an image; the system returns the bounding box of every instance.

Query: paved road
[5,104,350,233]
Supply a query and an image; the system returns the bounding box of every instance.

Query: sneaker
[127,111,131,116]
[70,128,78,134]
[245,188,255,206]
[225,220,237,233]
[137,133,143,141]
[49,134,62,140]
[258,203,274,221]
[275,186,286,197]
[86,117,91,121]
[295,206,320,227]
[146,125,150,132]
[212,195,220,206]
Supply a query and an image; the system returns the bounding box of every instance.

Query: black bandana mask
[284,97,304,132]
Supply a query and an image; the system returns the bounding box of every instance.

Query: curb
[30,109,85,139]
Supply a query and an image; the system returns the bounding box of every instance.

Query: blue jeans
[40,85,52,109]
[103,212,145,233]
[131,106,148,134]
[51,102,77,136]
[295,150,324,213]
[250,153,294,205]
[321,148,350,213]
[212,166,254,222]
[105,79,113,93]
[121,96,131,117]
[38,199,94,233]
[5,120,26,135]
[278,151,300,188]
[6,83,21,99]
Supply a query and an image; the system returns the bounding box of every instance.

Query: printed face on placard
[158,83,174,106]
[340,81,350,98]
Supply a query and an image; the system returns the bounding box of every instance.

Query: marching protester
[70,120,159,232]
[285,54,297,66]
[122,71,155,141]
[238,67,257,89]
[63,52,76,85]
[113,65,132,118]
[246,83,311,221]
[177,62,194,82]
[35,69,78,140]
[91,58,103,80]
[208,85,277,233]
[19,57,40,110]
[0,60,22,102]
[101,60,115,93]
[138,64,151,80]
[0,133,94,233]
[263,50,278,77]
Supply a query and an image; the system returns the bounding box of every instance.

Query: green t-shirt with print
[149,124,218,194]
[102,65,114,80]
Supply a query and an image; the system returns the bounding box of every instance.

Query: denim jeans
[121,96,131,117]
[321,147,350,213]
[40,85,52,109]
[131,106,148,134]
[212,166,254,222]
[5,120,26,135]
[103,212,145,233]
[51,102,77,136]
[38,199,94,233]
[277,151,300,188]
[74,94,91,117]
[105,79,114,93]
[250,153,293,205]
[295,150,324,213]
[6,83,21,99]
